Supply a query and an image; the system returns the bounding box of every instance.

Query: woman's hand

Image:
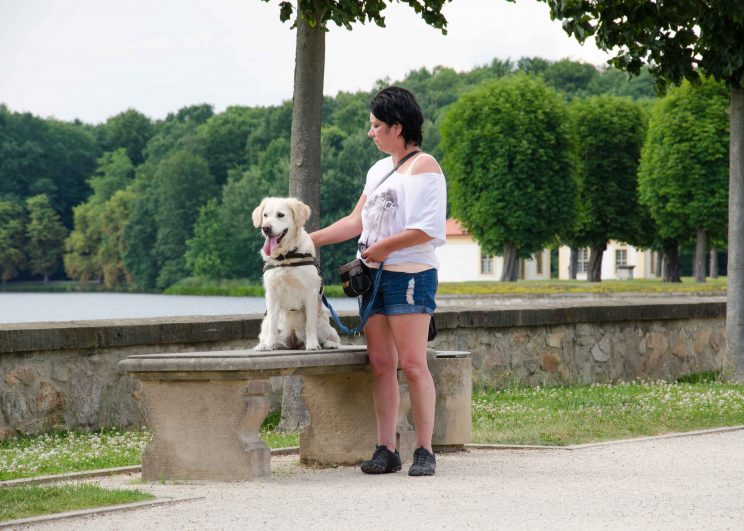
[361,229,433,264]
[361,240,392,264]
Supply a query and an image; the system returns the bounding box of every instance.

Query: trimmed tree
[638,79,729,283]
[440,74,577,281]
[25,194,68,283]
[569,96,648,282]
[541,0,744,378]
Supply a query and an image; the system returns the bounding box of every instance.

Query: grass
[0,418,297,481]
[438,276,727,295]
[0,429,151,481]
[259,410,300,449]
[0,483,154,522]
[472,378,744,446]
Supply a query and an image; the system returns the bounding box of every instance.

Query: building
[438,219,551,282]
[557,242,660,280]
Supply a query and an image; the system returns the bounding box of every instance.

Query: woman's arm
[309,194,366,247]
[361,229,433,263]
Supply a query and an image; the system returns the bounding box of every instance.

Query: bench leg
[299,371,415,466]
[430,356,472,450]
[140,379,272,481]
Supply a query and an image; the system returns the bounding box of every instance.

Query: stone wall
[0,298,729,439]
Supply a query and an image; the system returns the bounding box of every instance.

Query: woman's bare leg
[388,313,435,451]
[363,314,399,450]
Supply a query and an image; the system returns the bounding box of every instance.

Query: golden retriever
[252,197,341,351]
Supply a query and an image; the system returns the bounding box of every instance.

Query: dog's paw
[305,341,322,351]
[321,340,341,349]
[254,343,273,351]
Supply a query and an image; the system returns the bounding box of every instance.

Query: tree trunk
[587,242,606,282]
[655,251,663,277]
[279,11,326,432]
[727,85,744,381]
[568,247,578,280]
[694,226,707,283]
[661,239,681,283]
[500,243,519,282]
[43,273,49,285]
[288,12,325,234]
[710,247,719,279]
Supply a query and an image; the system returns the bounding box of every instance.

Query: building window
[615,249,628,267]
[535,252,543,275]
[481,253,493,274]
[577,248,589,273]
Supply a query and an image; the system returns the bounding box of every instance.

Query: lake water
[0,292,360,324]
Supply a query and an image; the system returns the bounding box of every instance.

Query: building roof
[446,218,468,236]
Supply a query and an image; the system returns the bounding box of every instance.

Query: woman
[310,86,446,476]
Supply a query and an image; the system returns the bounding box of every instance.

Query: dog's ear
[252,199,268,228]
[290,198,311,227]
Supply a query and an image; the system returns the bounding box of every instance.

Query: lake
[0,292,360,324]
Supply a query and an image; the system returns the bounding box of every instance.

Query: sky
[0,0,611,125]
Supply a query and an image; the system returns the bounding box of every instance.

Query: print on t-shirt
[363,188,398,246]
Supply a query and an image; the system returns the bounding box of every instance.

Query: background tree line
[1,55,725,287]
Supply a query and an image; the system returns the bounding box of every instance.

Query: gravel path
[30,430,744,530]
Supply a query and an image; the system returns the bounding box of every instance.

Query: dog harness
[262,251,320,274]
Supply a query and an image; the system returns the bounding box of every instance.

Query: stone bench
[118,346,471,481]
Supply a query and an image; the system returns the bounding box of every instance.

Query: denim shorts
[360,268,438,316]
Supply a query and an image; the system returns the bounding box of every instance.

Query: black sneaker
[360,445,402,474]
[408,447,436,476]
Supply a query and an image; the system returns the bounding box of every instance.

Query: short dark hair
[370,86,423,147]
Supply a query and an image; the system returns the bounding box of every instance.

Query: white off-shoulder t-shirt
[358,154,447,270]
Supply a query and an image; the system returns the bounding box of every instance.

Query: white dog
[252,197,341,351]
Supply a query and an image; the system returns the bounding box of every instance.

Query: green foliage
[100,109,154,166]
[269,0,451,33]
[440,74,577,257]
[544,0,744,89]
[152,150,218,289]
[142,103,214,164]
[318,126,379,281]
[63,201,103,283]
[63,149,136,286]
[1,57,664,290]
[638,79,730,242]
[0,107,100,227]
[568,96,649,247]
[185,137,290,283]
[185,199,232,278]
[122,175,159,290]
[195,106,265,186]
[97,188,136,287]
[87,148,135,202]
[0,200,27,282]
[25,194,68,281]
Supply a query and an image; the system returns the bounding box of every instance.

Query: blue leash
[321,262,384,335]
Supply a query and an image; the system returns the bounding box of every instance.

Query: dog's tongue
[263,235,280,256]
